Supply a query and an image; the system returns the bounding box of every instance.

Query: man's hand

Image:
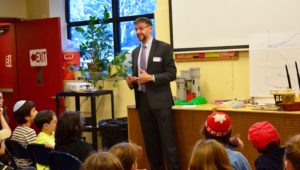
[126,76,138,86]
[137,69,153,84]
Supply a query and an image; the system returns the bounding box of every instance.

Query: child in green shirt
[34,110,57,170]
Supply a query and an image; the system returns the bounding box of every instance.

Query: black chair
[0,162,14,170]
[48,151,82,170]
[27,143,53,167]
[4,139,35,168]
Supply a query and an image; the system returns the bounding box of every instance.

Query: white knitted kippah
[13,100,26,112]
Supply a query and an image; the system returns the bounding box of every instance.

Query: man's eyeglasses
[135,26,149,32]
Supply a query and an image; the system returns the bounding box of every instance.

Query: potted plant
[75,7,127,88]
[75,7,112,77]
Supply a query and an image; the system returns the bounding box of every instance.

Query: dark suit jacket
[131,39,177,110]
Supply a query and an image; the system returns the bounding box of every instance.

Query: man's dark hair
[134,17,152,26]
[34,110,56,129]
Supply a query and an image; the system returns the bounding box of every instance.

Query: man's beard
[137,33,145,41]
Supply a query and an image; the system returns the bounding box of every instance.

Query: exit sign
[29,49,48,67]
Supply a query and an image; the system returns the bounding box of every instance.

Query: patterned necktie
[139,45,147,92]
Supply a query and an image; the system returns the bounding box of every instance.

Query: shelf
[175,51,239,62]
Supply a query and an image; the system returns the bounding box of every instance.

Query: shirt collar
[141,37,153,49]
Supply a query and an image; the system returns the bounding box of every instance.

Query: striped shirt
[11,125,36,168]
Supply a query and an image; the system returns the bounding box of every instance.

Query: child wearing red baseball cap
[248,121,284,170]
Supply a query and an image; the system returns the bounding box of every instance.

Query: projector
[65,82,93,92]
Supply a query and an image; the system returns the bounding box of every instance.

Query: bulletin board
[169,0,300,52]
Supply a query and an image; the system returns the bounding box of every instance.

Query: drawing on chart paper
[250,32,300,97]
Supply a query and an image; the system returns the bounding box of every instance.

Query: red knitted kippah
[248,121,280,150]
[205,112,231,137]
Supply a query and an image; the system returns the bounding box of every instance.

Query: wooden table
[127,104,300,170]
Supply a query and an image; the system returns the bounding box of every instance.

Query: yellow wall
[0,0,50,19]
[155,0,170,43]
[174,52,249,102]
[0,0,27,19]
[27,0,49,19]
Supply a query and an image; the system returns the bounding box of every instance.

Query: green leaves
[75,6,127,87]
[75,7,113,66]
[110,52,126,65]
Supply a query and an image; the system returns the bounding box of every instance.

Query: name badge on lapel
[153,57,162,62]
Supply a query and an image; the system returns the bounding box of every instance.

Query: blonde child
[189,139,233,170]
[81,152,124,170]
[109,142,144,170]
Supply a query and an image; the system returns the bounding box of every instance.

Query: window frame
[65,0,155,54]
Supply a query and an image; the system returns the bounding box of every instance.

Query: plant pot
[88,71,102,79]
[87,63,98,72]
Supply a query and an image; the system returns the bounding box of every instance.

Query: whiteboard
[249,32,300,97]
[170,0,300,51]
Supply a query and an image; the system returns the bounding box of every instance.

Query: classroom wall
[0,0,27,19]
[49,0,67,49]
[27,0,49,19]
[0,0,49,19]
[155,0,170,44]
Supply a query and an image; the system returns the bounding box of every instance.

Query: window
[66,0,156,54]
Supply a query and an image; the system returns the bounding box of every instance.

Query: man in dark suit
[126,17,180,170]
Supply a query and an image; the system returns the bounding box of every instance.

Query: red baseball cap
[248,121,280,150]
